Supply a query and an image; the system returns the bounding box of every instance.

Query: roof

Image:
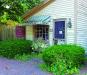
[23,0,55,20]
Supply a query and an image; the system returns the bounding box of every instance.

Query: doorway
[54,20,66,44]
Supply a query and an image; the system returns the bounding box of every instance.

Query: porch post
[49,20,54,46]
[26,26,34,40]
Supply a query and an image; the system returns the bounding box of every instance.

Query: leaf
[0,0,42,23]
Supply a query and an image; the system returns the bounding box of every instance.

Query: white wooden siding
[77,0,87,50]
[31,0,75,44]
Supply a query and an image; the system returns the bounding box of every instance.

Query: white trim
[53,18,67,44]
[74,0,78,44]
[49,19,54,45]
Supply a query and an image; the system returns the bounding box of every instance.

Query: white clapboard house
[23,0,87,51]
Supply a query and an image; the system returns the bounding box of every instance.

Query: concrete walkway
[0,57,86,75]
[0,58,52,75]
[80,66,87,75]
[79,62,87,75]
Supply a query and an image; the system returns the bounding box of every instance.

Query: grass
[31,52,43,58]
[14,54,32,61]
[14,53,43,62]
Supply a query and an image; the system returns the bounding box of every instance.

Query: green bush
[0,40,32,58]
[43,44,85,66]
[42,44,85,75]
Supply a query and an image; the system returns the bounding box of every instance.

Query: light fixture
[67,18,72,28]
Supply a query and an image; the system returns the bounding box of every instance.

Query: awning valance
[25,15,51,25]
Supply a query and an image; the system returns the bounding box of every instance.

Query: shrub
[43,44,85,66]
[49,59,79,75]
[42,44,85,75]
[0,40,32,58]
[32,38,48,53]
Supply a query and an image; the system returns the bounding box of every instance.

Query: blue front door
[54,21,65,39]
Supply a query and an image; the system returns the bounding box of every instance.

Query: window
[34,25,49,40]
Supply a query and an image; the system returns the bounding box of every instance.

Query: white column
[49,20,54,46]
[26,26,33,40]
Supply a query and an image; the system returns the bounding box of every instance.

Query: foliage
[50,59,79,75]
[15,53,31,61]
[42,44,85,75]
[40,60,79,75]
[0,12,9,24]
[15,52,43,61]
[0,0,43,23]
[0,12,18,25]
[32,38,48,53]
[31,52,43,59]
[6,20,18,26]
[0,40,32,58]
[43,44,85,66]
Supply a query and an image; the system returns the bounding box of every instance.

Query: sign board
[16,26,25,38]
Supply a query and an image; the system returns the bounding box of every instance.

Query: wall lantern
[67,18,72,28]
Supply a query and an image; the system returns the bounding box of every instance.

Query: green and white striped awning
[25,15,51,25]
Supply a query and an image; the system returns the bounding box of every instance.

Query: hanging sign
[16,26,25,38]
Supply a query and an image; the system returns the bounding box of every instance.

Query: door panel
[54,21,65,39]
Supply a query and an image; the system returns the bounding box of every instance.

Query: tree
[0,0,43,24]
